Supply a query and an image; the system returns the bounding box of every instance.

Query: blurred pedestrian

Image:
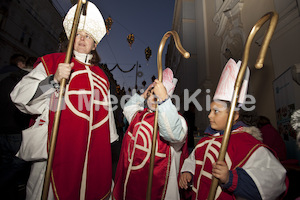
[0,54,26,81]
[257,115,287,161]
[23,57,37,72]
[0,54,32,199]
[183,103,196,152]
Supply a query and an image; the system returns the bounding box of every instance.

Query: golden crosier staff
[41,0,86,199]
[207,11,278,200]
[146,30,190,200]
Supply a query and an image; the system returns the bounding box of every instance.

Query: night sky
[53,0,175,92]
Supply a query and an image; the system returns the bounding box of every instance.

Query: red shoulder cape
[193,131,265,200]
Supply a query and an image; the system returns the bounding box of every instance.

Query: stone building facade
[166,0,300,189]
[0,0,63,66]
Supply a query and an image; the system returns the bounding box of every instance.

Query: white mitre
[63,1,106,44]
[162,68,178,96]
[213,58,250,104]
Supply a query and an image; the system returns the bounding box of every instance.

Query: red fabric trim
[40,57,50,76]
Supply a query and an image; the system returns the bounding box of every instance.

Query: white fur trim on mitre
[162,68,177,96]
[63,1,106,44]
[213,58,250,104]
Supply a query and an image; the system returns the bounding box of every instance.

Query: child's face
[146,87,157,110]
[208,101,229,131]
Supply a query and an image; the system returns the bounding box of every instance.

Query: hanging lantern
[145,46,152,61]
[127,33,135,48]
[105,16,113,34]
[137,71,143,77]
[151,75,156,82]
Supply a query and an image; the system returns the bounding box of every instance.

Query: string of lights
[109,64,136,73]
[103,36,119,64]
[98,6,153,89]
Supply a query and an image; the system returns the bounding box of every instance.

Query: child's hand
[212,161,229,184]
[153,79,168,102]
[179,172,192,189]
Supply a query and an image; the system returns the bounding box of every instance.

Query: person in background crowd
[183,103,196,152]
[0,54,34,200]
[24,57,37,72]
[0,54,26,81]
[291,109,300,148]
[257,115,287,161]
[10,2,118,199]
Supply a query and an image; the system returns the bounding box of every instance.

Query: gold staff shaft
[146,30,190,200]
[41,0,86,199]
[207,11,278,200]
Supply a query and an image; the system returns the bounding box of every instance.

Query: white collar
[73,50,93,64]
